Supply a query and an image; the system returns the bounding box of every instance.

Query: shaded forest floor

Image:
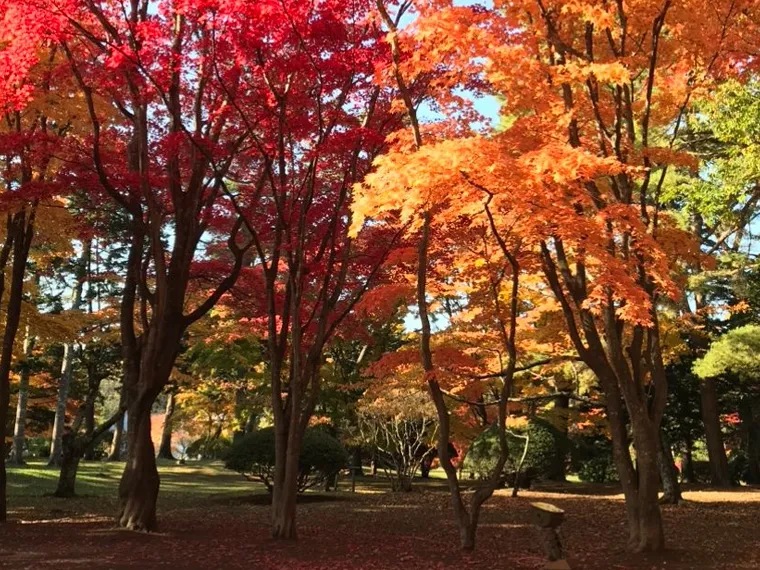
[2,461,759,569]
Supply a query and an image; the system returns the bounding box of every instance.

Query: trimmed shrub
[570,435,617,483]
[187,436,232,460]
[691,460,712,484]
[728,450,749,485]
[464,418,567,482]
[26,436,51,458]
[225,427,348,493]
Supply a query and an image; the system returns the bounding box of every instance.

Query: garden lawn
[1,461,759,569]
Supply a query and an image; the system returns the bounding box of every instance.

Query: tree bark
[630,417,665,551]
[351,447,364,477]
[552,393,569,481]
[55,406,125,498]
[700,378,731,486]
[658,432,682,504]
[118,402,159,531]
[738,395,760,484]
[82,394,97,461]
[49,343,74,466]
[49,243,87,466]
[109,416,125,461]
[0,209,36,522]
[10,326,34,465]
[156,392,176,460]
[108,384,127,461]
[680,442,694,483]
[54,432,81,498]
[271,426,302,539]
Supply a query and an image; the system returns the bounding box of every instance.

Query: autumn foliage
[1,0,760,564]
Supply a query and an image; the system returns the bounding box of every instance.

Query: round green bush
[26,436,51,458]
[728,450,749,485]
[225,427,348,493]
[570,435,618,483]
[464,418,567,482]
[186,436,232,460]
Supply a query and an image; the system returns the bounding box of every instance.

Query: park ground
[1,462,759,570]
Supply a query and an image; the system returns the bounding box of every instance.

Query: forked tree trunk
[602,388,664,552]
[156,392,176,460]
[118,403,159,531]
[10,326,34,465]
[55,406,125,498]
[700,378,731,486]
[271,427,302,539]
[54,433,81,498]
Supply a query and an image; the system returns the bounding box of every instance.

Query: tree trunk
[49,343,74,466]
[271,428,301,539]
[108,415,125,461]
[459,523,476,551]
[630,417,665,552]
[54,432,81,498]
[118,403,159,531]
[551,393,570,481]
[10,327,34,465]
[108,382,128,461]
[0,210,36,522]
[700,378,731,486]
[244,412,257,434]
[82,392,97,461]
[156,392,175,460]
[738,395,760,484]
[351,447,364,477]
[680,439,694,483]
[420,453,432,478]
[658,432,682,504]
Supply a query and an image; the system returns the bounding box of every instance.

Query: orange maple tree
[354,0,760,553]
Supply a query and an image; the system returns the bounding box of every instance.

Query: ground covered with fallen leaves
[1,461,758,569]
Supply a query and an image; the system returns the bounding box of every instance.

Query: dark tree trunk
[0,209,36,522]
[54,432,82,498]
[156,392,176,460]
[552,393,570,481]
[681,440,694,483]
[82,396,97,461]
[419,452,432,478]
[244,412,257,434]
[54,403,124,499]
[118,404,159,531]
[630,418,665,551]
[738,395,760,484]
[700,378,732,486]
[658,432,682,504]
[351,447,364,477]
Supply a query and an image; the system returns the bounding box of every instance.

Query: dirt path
[1,486,759,569]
